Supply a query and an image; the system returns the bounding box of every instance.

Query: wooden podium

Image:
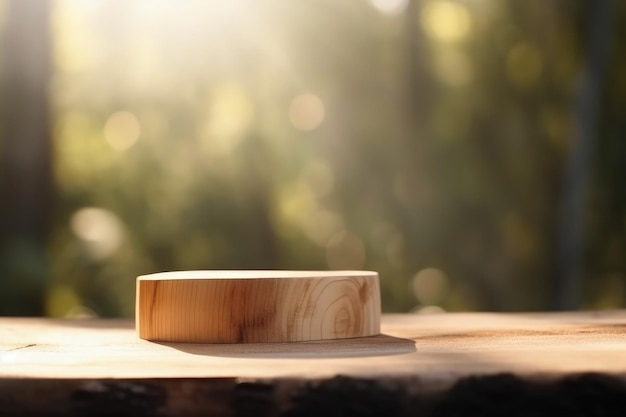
[136,270,381,343]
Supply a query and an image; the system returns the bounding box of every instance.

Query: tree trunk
[0,0,52,315]
[553,0,614,310]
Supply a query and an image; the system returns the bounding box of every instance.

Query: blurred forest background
[0,0,624,317]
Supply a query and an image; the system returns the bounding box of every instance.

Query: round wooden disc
[136,270,381,343]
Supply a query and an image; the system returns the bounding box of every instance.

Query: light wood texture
[1,311,625,380]
[136,270,381,343]
[2,312,626,416]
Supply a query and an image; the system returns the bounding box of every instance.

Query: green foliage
[1,0,624,316]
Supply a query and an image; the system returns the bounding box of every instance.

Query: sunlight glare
[54,0,100,74]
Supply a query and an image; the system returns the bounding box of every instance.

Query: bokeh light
[70,207,124,260]
[204,83,255,154]
[104,111,141,151]
[433,49,472,86]
[1,0,624,317]
[506,42,543,89]
[421,0,472,43]
[412,268,449,305]
[289,93,325,131]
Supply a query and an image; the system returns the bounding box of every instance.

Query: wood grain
[2,311,625,380]
[136,270,381,343]
[2,312,626,416]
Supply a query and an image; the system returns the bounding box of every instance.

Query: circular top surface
[137,270,377,281]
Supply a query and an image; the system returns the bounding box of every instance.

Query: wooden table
[2,311,626,416]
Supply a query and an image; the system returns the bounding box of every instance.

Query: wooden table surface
[2,311,626,416]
